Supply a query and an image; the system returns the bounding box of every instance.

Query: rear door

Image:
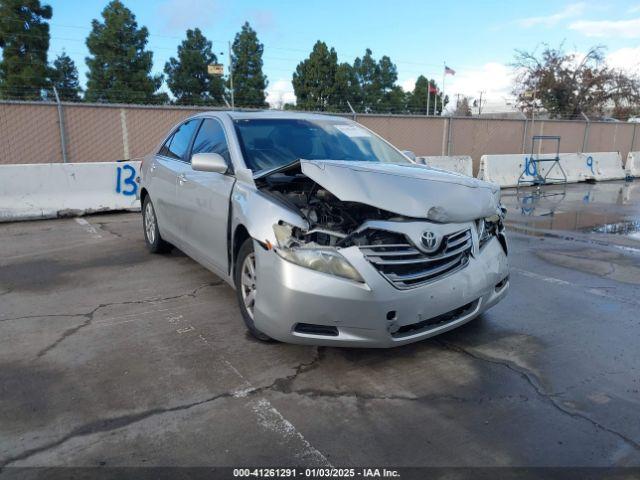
[152,118,201,242]
[175,118,235,273]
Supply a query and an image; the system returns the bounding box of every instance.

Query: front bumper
[252,234,509,348]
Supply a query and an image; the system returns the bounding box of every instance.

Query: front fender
[230,182,308,247]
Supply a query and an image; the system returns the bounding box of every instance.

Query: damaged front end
[258,162,406,283]
[477,208,508,255]
[255,160,507,286]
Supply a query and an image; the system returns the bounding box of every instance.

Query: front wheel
[142,196,171,253]
[234,239,273,342]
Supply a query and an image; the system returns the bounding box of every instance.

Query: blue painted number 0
[116,164,138,196]
[523,156,538,177]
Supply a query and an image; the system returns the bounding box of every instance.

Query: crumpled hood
[300,160,501,222]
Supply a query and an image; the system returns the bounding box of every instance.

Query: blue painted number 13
[116,164,138,196]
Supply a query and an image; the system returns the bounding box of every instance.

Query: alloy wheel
[240,253,257,319]
[144,201,156,245]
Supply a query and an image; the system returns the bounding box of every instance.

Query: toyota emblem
[421,231,438,251]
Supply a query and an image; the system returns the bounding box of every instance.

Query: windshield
[233,118,411,172]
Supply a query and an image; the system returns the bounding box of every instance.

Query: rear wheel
[142,196,171,253]
[235,239,272,342]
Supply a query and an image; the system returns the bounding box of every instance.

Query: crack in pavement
[1,345,327,468]
[3,282,222,323]
[231,346,327,399]
[6,324,639,466]
[437,339,640,454]
[29,281,223,359]
[35,310,96,358]
[94,222,124,239]
[268,387,528,405]
[0,390,235,468]
[256,346,529,405]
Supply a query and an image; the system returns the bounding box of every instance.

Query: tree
[50,51,81,101]
[353,49,379,111]
[165,28,224,105]
[230,22,268,108]
[85,0,163,104]
[332,62,359,112]
[512,44,640,119]
[292,41,339,111]
[0,0,52,100]
[292,44,408,113]
[453,95,472,116]
[406,76,445,115]
[377,55,405,113]
[352,49,405,113]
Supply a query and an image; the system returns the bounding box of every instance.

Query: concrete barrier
[0,161,141,222]
[478,153,574,187]
[478,152,625,187]
[415,155,473,177]
[625,152,640,178]
[584,152,625,181]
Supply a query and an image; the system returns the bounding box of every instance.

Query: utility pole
[52,86,68,163]
[478,91,484,116]
[347,100,357,121]
[228,40,235,110]
[426,80,431,116]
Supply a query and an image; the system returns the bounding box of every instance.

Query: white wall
[415,156,473,177]
[0,161,141,222]
[478,152,625,187]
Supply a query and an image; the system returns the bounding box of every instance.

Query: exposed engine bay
[256,160,507,254]
[257,163,409,248]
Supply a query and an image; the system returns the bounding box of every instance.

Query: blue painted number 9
[586,156,594,174]
[116,164,138,196]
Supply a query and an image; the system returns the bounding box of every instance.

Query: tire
[234,238,273,342]
[142,196,171,254]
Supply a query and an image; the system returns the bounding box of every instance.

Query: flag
[444,65,456,76]
[428,84,438,94]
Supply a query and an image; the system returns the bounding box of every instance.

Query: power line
[1,16,481,72]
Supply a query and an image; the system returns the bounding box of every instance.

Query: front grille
[393,299,479,338]
[359,229,473,289]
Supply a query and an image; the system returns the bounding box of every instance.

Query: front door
[176,118,235,273]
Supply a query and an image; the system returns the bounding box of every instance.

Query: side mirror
[402,150,416,161]
[191,152,228,174]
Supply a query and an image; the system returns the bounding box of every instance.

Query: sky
[46,0,640,112]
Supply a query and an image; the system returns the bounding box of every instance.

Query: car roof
[192,109,350,122]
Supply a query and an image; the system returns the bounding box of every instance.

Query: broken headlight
[478,214,502,249]
[273,223,364,282]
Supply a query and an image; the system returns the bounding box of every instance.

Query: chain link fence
[1,99,638,175]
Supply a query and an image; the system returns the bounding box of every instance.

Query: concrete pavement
[1,180,640,469]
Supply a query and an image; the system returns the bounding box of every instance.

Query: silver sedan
[139,111,509,347]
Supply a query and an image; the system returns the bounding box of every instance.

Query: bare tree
[512,44,640,119]
[453,96,472,116]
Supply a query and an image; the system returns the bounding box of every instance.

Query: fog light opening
[495,275,509,291]
[386,310,397,321]
[294,323,339,337]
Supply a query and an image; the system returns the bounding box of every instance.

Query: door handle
[178,173,188,185]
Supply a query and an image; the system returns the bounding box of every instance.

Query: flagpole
[426,80,431,116]
[442,62,446,116]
